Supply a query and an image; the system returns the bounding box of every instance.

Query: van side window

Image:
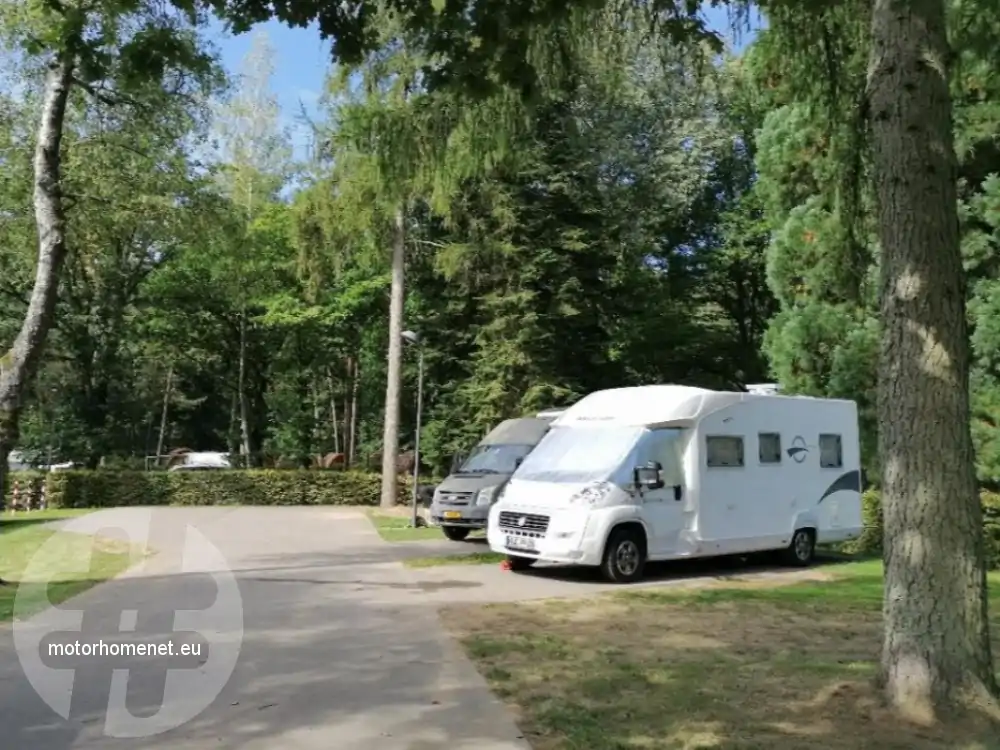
[819,434,843,468]
[758,433,781,464]
[707,436,744,468]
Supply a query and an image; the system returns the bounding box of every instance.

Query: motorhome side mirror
[635,462,664,490]
[514,457,524,469]
[673,484,682,501]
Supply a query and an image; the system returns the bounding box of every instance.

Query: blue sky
[207,4,762,160]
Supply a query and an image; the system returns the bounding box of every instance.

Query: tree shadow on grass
[0,516,68,535]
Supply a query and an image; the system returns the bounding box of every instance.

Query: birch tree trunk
[228,390,238,457]
[237,310,252,467]
[869,0,997,721]
[342,359,352,466]
[327,370,340,454]
[379,205,406,508]
[155,365,173,464]
[348,357,359,467]
[0,56,74,505]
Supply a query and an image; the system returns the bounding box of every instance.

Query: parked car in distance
[167,451,232,471]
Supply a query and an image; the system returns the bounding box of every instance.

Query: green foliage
[201,0,724,97]
[841,489,1000,570]
[38,470,416,508]
[747,0,1000,483]
[1,7,782,478]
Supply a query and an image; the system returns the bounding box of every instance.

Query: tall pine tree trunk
[0,56,74,505]
[869,0,997,721]
[380,205,406,508]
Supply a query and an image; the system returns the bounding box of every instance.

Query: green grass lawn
[404,550,505,568]
[0,509,146,621]
[447,560,1000,750]
[367,511,487,543]
[367,511,446,541]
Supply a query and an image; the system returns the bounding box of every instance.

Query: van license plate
[506,535,536,552]
[443,511,462,519]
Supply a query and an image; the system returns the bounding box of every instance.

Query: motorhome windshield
[457,444,535,475]
[514,425,645,484]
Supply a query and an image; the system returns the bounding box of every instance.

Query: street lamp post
[402,330,424,528]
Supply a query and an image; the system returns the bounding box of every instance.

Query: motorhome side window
[706,436,744,468]
[758,433,781,464]
[819,433,843,468]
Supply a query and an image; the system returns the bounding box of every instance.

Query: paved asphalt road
[0,506,831,750]
[0,507,531,750]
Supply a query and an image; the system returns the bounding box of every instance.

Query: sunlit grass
[0,509,146,621]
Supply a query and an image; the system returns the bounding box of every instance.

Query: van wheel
[600,527,646,583]
[783,528,815,566]
[442,526,471,541]
[507,555,536,572]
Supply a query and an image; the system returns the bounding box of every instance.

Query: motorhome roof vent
[746,383,781,395]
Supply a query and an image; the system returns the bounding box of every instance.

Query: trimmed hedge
[844,488,1000,569]
[5,470,420,509]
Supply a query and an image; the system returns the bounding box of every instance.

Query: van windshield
[457,444,535,475]
[514,425,646,484]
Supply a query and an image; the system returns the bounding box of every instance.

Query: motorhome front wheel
[600,527,647,583]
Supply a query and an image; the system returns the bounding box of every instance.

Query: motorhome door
[633,428,686,556]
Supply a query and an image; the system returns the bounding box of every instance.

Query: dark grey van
[430,416,555,541]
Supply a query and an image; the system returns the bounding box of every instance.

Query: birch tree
[0,0,216,497]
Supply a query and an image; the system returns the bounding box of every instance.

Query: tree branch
[71,77,127,108]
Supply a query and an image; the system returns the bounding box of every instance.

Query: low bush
[844,488,1000,570]
[12,469,419,509]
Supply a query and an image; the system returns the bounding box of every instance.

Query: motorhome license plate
[506,535,536,552]
[443,511,462,519]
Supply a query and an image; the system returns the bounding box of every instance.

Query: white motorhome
[487,385,863,583]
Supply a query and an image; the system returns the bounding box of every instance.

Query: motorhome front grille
[438,491,473,506]
[497,511,549,533]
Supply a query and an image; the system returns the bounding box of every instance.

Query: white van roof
[481,418,551,445]
[554,384,853,428]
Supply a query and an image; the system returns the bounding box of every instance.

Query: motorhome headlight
[476,485,500,506]
[568,481,615,506]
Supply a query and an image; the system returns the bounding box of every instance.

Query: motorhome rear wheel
[783,528,816,566]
